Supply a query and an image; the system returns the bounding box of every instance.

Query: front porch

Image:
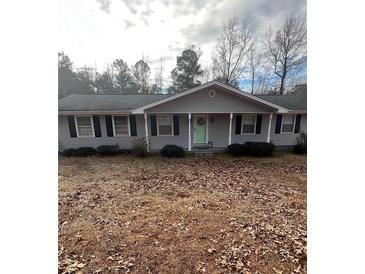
[143,112,274,152]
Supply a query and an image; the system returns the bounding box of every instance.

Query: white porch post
[144,113,150,152]
[188,113,192,151]
[267,113,273,143]
[228,113,233,145]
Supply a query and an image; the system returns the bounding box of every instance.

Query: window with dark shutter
[235,114,242,134]
[92,116,102,137]
[275,114,283,134]
[67,116,77,138]
[150,115,157,136]
[173,115,179,136]
[105,115,114,137]
[129,115,137,136]
[294,114,302,133]
[255,115,262,134]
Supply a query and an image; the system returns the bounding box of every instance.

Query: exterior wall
[269,114,307,146]
[146,86,273,113]
[59,113,307,150]
[58,115,146,150]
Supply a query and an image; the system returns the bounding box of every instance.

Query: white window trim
[241,114,257,135]
[112,115,130,137]
[157,114,174,136]
[280,114,296,134]
[74,115,95,138]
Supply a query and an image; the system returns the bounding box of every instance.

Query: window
[113,116,130,136]
[157,115,173,136]
[281,115,296,133]
[75,116,94,137]
[241,114,256,134]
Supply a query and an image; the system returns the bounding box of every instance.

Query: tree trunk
[251,69,255,94]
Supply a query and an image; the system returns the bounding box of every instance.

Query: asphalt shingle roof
[58,94,171,111]
[256,92,307,110]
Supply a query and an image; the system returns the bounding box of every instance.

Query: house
[58,81,307,152]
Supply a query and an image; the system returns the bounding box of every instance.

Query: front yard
[59,154,307,273]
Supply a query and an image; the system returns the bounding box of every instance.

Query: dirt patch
[59,154,307,273]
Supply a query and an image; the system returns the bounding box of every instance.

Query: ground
[59,153,307,274]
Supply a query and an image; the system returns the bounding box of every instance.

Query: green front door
[194,116,207,143]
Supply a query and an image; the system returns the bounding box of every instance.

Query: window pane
[282,124,294,133]
[242,124,255,133]
[283,115,295,125]
[76,116,91,126]
[114,116,128,126]
[78,127,93,136]
[159,125,172,135]
[158,116,172,125]
[242,115,255,125]
[115,124,129,136]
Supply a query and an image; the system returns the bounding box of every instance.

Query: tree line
[59,15,306,98]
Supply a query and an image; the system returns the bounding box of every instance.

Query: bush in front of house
[160,144,186,158]
[244,142,275,157]
[293,131,307,154]
[62,147,96,156]
[131,137,149,157]
[96,145,120,156]
[225,143,246,157]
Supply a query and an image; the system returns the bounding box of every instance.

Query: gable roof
[256,91,307,111]
[58,81,306,114]
[131,81,288,113]
[58,94,170,113]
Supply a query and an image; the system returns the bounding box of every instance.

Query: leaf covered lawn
[59,154,306,274]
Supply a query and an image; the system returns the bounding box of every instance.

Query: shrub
[96,145,120,156]
[293,131,307,154]
[131,137,149,157]
[61,148,77,156]
[160,144,186,158]
[62,147,96,157]
[225,143,245,157]
[244,142,275,157]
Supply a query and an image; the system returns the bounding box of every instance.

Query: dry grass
[59,154,306,274]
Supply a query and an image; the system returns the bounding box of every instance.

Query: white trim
[267,113,273,143]
[131,81,289,114]
[188,113,191,151]
[112,115,130,137]
[280,114,296,134]
[59,111,131,115]
[228,113,233,145]
[74,115,95,138]
[193,114,208,144]
[241,114,257,135]
[156,114,174,136]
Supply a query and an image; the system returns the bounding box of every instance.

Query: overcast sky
[59,0,306,85]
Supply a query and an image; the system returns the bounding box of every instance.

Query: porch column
[188,113,192,151]
[267,113,273,143]
[144,113,150,152]
[228,113,233,145]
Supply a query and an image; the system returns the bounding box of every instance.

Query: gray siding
[58,115,146,150]
[146,86,273,113]
[59,113,307,150]
[269,114,307,146]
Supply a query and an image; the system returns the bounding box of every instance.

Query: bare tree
[263,16,307,95]
[212,16,253,87]
[247,42,262,94]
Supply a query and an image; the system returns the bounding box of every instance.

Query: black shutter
[173,115,179,136]
[150,115,157,136]
[67,116,77,138]
[105,115,114,137]
[235,114,242,134]
[255,114,262,134]
[129,115,137,136]
[294,114,302,133]
[92,116,102,137]
[275,114,283,134]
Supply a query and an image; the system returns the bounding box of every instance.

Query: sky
[59,0,306,86]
